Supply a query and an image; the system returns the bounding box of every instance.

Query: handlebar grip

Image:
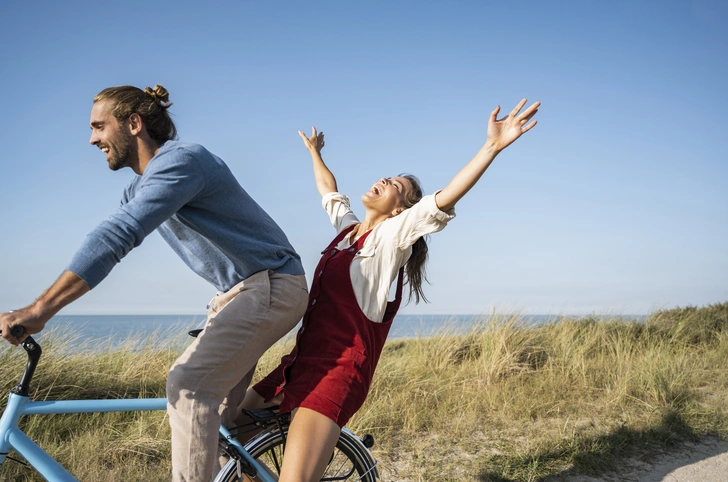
[2,325,26,338]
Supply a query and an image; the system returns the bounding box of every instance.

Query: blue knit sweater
[67,141,304,291]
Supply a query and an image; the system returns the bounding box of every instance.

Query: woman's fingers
[299,127,325,151]
[519,101,540,118]
[509,98,528,118]
[521,119,538,133]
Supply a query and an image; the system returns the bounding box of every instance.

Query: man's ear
[127,113,143,136]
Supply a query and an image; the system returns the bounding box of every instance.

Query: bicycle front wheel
[214,426,378,482]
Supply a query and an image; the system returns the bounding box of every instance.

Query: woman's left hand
[486,99,540,152]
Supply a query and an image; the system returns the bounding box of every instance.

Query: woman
[244,98,540,481]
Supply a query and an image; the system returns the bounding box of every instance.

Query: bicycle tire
[213,426,378,482]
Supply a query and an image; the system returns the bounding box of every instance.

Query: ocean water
[23,313,644,351]
[36,313,487,349]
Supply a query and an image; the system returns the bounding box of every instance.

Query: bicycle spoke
[321,448,357,480]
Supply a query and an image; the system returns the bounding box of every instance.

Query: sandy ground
[376,436,727,481]
[549,437,728,482]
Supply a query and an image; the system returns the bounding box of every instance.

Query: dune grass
[1,302,726,481]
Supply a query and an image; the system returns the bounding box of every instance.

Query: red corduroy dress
[253,224,403,427]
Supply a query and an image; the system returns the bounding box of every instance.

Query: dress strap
[394,266,404,302]
[354,227,373,248]
[322,224,358,253]
[382,267,405,322]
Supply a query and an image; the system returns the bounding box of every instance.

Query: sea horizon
[26,312,648,351]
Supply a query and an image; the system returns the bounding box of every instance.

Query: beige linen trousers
[166,269,308,481]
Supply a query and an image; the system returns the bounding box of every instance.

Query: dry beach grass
[1,302,726,481]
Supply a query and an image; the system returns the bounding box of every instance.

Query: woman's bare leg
[278,407,341,482]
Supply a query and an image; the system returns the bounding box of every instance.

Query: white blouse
[321,192,455,322]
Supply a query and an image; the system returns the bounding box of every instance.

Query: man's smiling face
[89,100,137,171]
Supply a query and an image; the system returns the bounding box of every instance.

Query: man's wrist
[27,294,62,324]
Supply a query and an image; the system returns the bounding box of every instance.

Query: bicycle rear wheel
[214,426,378,481]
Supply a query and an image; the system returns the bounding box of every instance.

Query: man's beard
[107,131,138,171]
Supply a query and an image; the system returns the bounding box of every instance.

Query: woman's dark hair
[93,84,177,143]
[399,174,430,304]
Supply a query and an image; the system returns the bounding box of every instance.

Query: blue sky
[0,0,725,316]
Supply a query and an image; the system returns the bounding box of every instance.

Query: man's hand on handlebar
[1,309,40,346]
[1,325,26,337]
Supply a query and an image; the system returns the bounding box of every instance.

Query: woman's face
[361,176,413,217]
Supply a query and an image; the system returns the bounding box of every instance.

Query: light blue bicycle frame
[0,342,275,482]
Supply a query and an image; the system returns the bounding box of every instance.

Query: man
[0,85,309,481]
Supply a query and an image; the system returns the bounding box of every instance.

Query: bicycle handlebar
[2,328,42,397]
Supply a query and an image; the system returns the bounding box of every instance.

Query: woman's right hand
[298,126,325,153]
[300,126,337,196]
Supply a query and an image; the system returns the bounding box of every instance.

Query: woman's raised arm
[435,99,540,212]
[299,126,337,198]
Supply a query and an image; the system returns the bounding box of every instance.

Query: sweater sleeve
[67,149,205,288]
[376,192,456,251]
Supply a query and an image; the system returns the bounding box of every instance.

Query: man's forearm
[1,270,90,344]
[28,270,91,322]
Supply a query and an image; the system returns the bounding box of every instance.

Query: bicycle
[0,326,379,481]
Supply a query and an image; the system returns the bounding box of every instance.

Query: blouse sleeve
[375,192,456,250]
[322,192,360,234]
